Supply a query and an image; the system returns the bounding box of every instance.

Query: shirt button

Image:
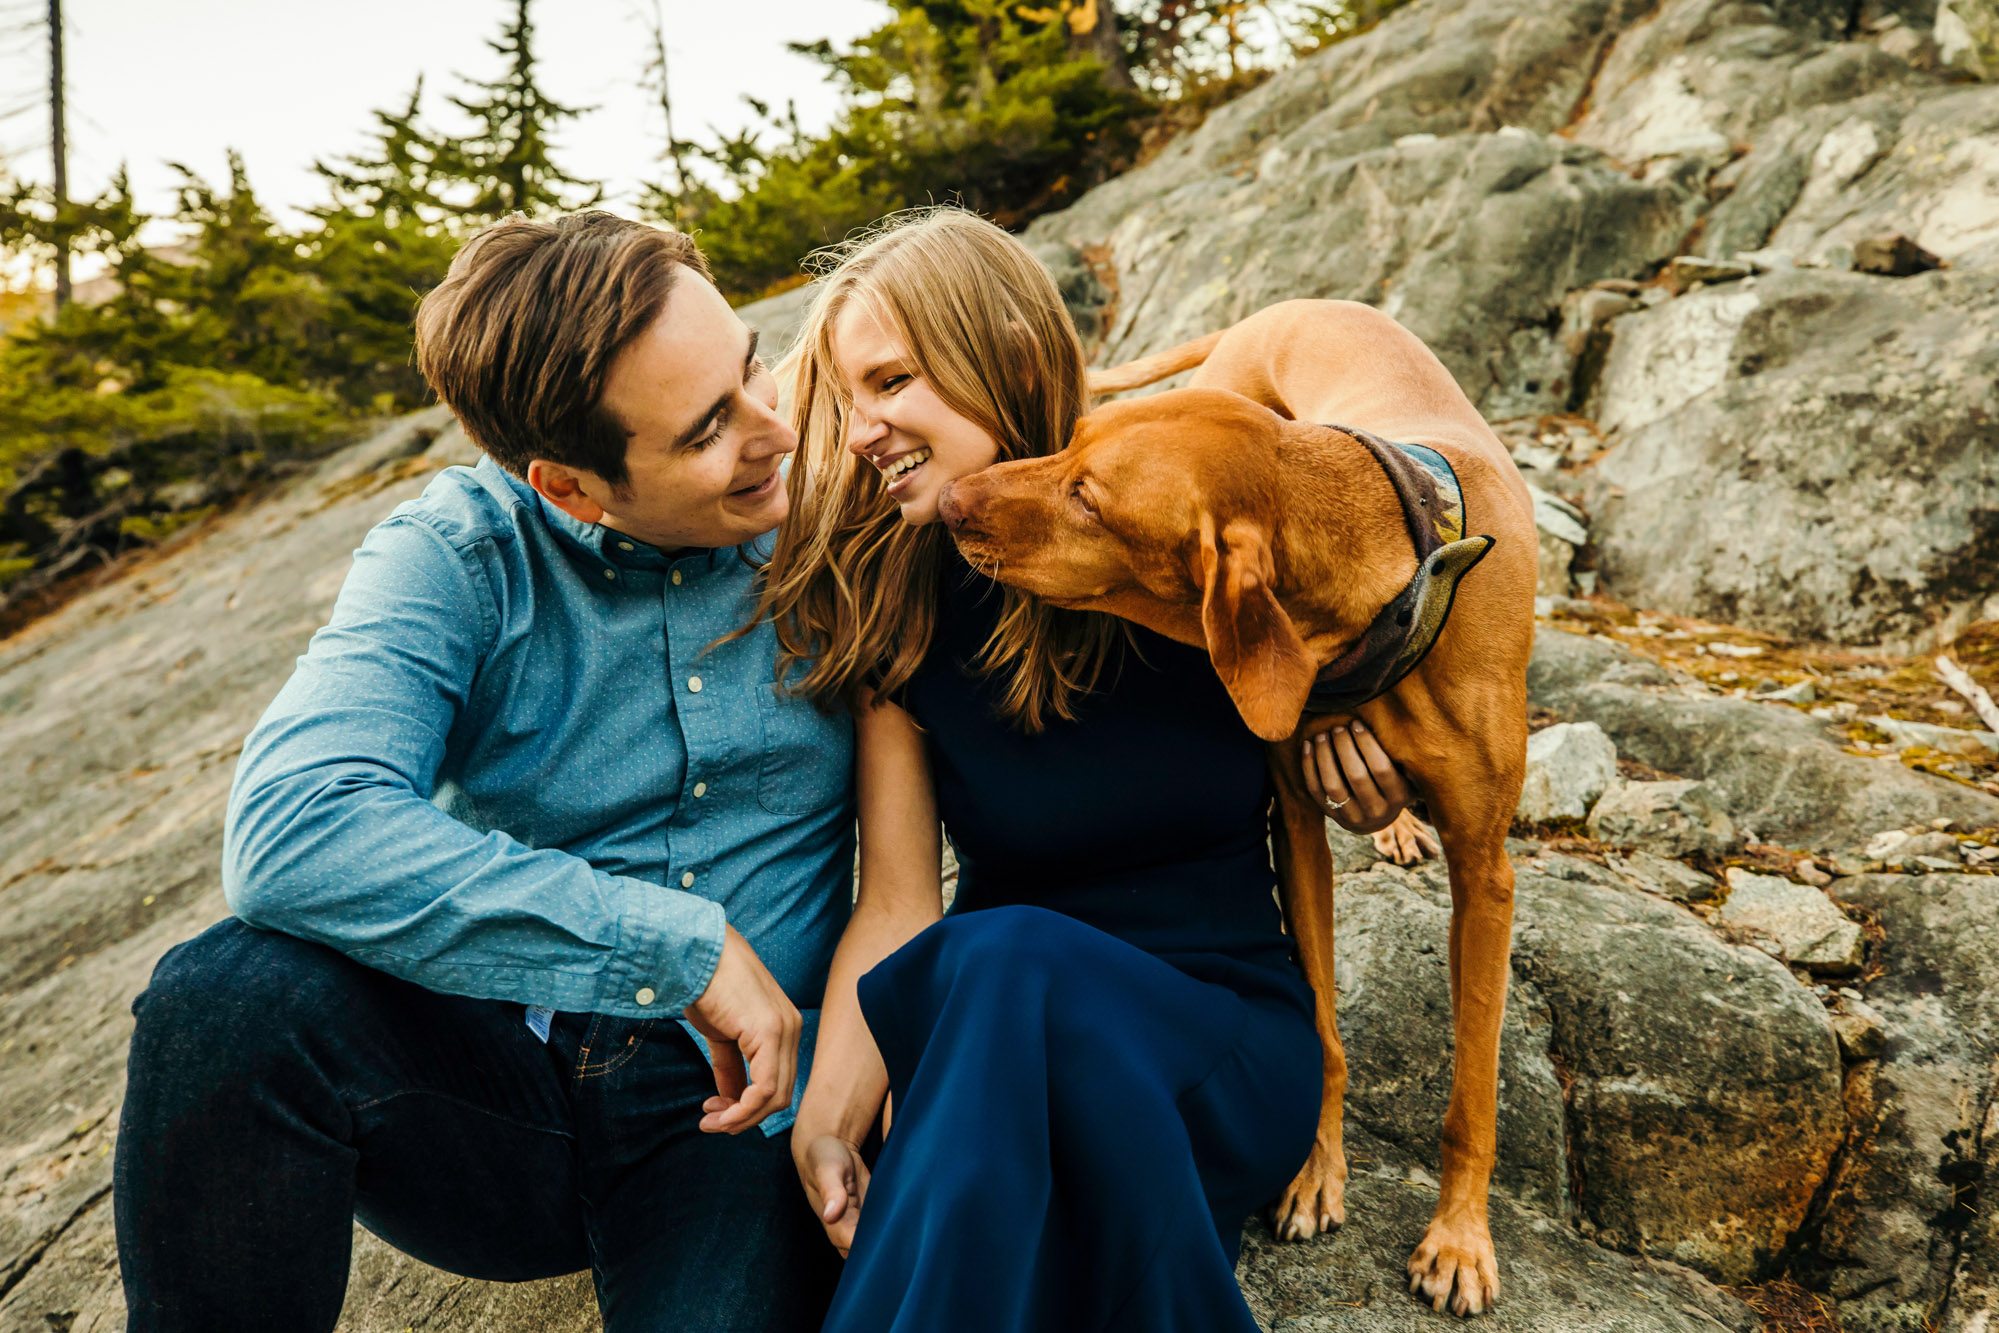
[688,676,702,692]
[602,568,616,581]
[671,570,683,586]
[693,782,708,798]
[681,871,696,888]
[635,987,656,1006]
[618,541,634,552]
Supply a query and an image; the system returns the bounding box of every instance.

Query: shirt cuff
[596,875,728,1018]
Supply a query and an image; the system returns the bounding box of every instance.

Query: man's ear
[1197,513,1317,741]
[527,459,607,526]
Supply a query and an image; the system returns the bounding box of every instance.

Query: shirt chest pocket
[754,683,854,815]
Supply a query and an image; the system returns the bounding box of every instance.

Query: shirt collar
[484,456,727,576]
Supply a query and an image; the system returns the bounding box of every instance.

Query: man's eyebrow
[671,328,761,449]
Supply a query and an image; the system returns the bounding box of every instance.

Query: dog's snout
[937,479,970,531]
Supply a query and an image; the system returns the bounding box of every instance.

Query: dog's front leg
[1407,755,1518,1317]
[1266,741,1348,1240]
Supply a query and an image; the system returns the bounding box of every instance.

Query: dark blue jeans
[114,918,841,1332]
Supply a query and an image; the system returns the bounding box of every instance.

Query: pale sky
[0,0,886,271]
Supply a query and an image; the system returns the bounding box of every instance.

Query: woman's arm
[792,690,945,1254]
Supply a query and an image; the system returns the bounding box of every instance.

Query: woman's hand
[1301,719,1435,851]
[798,1134,872,1257]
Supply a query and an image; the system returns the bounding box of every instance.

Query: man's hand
[684,925,801,1135]
[797,1134,871,1257]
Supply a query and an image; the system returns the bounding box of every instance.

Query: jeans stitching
[574,1018,657,1081]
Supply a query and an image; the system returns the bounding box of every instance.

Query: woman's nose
[845,405,887,456]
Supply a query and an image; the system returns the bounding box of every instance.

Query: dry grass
[1731,1278,1844,1332]
[1539,597,1999,802]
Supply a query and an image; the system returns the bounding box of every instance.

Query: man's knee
[131,918,358,1073]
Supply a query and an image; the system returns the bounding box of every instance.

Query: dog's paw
[1371,811,1440,866]
[1271,1138,1348,1240]
[1406,1210,1500,1316]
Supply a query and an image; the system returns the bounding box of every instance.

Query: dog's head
[939,386,1318,740]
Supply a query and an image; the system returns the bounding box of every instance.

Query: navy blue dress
[822,554,1322,1333]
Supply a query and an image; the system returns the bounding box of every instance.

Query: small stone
[1665,255,1754,294]
[1810,701,1861,722]
[1866,714,1999,757]
[1753,680,1817,705]
[1852,233,1943,277]
[1734,248,1796,273]
[1718,869,1867,973]
[1795,858,1832,887]
[1931,817,1955,830]
[1966,844,1999,866]
[1587,779,1739,858]
[1828,850,1883,876]
[1605,849,1722,902]
[1882,830,1963,870]
[1517,722,1619,822]
[1864,829,1914,860]
[1829,999,1888,1061]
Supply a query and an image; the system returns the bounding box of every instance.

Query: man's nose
[742,395,798,459]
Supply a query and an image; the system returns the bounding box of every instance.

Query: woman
[756,208,1412,1330]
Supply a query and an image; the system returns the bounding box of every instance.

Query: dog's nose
[937,480,967,530]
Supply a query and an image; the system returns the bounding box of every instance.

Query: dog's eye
[1072,480,1101,521]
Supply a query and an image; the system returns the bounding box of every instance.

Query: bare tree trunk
[1066,0,1136,90]
[50,0,70,311]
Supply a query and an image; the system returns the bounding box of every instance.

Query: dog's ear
[1197,513,1317,741]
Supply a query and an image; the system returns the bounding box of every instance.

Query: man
[113,212,852,1331]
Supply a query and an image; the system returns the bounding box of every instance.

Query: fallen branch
[1935,654,1999,736]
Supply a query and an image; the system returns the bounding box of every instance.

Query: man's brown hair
[414,211,711,489]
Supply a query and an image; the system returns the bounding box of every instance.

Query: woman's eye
[882,374,910,393]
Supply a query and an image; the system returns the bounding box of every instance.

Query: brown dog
[936,300,1535,1316]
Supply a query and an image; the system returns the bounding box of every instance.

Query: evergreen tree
[441,0,603,219]
[312,78,459,227]
[656,0,1141,299]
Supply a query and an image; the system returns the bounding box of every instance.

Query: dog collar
[1302,426,1495,716]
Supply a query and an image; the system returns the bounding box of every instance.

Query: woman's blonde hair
[753,207,1125,730]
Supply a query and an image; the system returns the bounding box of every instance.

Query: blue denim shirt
[223,456,855,1134]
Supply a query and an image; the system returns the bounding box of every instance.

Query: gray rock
[1586,778,1739,858]
[1026,0,1701,419]
[1326,854,1845,1286]
[1829,998,1889,1061]
[1237,1129,1758,1332]
[1715,868,1867,973]
[1509,856,1846,1283]
[1517,722,1619,822]
[1582,266,1999,647]
[1855,232,1946,276]
[1604,849,1722,902]
[1531,631,1999,849]
[1817,875,1999,1331]
[735,280,818,358]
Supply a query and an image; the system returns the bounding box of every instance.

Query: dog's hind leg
[1266,744,1349,1241]
[1402,705,1523,1317]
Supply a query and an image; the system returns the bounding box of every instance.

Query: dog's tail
[1086,329,1225,397]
